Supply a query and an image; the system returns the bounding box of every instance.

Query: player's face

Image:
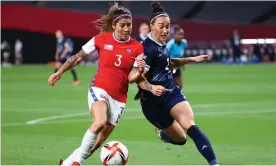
[175,31,184,42]
[55,31,63,40]
[151,16,170,43]
[113,18,132,41]
[140,24,149,37]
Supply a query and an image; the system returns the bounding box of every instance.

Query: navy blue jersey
[136,33,187,129]
[143,34,177,92]
[56,38,74,58]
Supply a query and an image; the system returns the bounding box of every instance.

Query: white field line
[1,107,275,127]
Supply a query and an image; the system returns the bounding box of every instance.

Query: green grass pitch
[1,64,276,165]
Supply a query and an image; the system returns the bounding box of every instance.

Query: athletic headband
[150,13,169,24]
[112,14,132,24]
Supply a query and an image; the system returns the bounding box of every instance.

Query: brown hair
[94,2,132,33]
[174,25,184,34]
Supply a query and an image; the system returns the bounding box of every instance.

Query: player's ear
[150,23,154,31]
[112,23,116,31]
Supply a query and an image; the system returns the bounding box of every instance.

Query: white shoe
[155,127,168,143]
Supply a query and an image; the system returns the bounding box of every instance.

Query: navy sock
[159,130,186,146]
[71,69,78,81]
[187,125,218,165]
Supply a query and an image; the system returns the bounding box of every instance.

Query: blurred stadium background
[1,1,276,165]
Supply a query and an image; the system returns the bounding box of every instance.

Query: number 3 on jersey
[114,54,122,67]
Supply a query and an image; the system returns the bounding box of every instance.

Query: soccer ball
[100,141,129,165]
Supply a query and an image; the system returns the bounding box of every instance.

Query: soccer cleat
[72,80,80,86]
[72,161,80,166]
[59,159,63,166]
[155,127,168,143]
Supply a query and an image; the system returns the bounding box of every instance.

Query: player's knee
[183,120,196,130]
[176,116,195,131]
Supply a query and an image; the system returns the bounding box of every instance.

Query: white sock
[62,148,80,166]
[62,129,98,165]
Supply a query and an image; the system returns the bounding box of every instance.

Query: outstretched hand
[48,72,61,87]
[193,55,211,62]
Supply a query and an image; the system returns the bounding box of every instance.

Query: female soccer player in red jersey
[48,3,166,166]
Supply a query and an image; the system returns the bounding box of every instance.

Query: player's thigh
[170,101,195,131]
[106,96,126,126]
[163,120,186,142]
[88,87,109,123]
[141,100,174,129]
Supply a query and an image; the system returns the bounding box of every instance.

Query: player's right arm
[135,73,166,96]
[135,45,167,96]
[48,37,97,86]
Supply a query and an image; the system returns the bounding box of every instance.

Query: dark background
[1,1,276,64]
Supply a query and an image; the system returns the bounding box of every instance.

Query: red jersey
[82,32,144,103]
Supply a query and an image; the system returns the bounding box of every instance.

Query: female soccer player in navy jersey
[135,2,219,165]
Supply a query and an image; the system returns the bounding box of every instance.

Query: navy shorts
[172,68,181,77]
[140,87,187,129]
[58,58,67,64]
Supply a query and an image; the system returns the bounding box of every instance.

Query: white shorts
[88,87,126,126]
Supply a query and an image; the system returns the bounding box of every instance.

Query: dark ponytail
[150,2,169,24]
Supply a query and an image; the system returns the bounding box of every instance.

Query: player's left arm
[57,37,97,74]
[58,50,86,73]
[170,39,211,68]
[170,55,211,68]
[128,54,145,83]
[128,67,144,83]
[48,50,87,86]
[128,45,146,83]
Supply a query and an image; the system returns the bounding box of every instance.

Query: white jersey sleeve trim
[82,37,96,55]
[145,65,150,71]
